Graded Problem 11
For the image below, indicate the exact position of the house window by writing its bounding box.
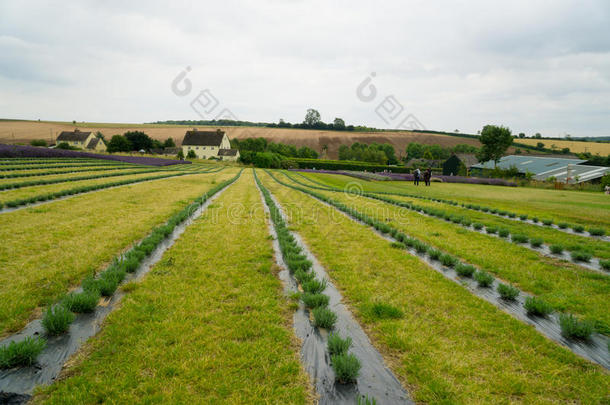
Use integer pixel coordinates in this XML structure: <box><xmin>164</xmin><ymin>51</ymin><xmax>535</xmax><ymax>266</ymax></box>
<box><xmin>188</xmin><ymin>146</ymin><xmax>191</xmax><ymax>149</ymax></box>
<box><xmin>196</xmin><ymin>147</ymin><xmax>199</xmax><ymax>150</ymax></box>
<box><xmin>203</xmin><ymin>146</ymin><xmax>206</xmax><ymax>150</ymax></box>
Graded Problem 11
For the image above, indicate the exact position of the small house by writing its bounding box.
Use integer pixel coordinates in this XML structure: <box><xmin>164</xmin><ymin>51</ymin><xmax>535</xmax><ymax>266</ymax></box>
<box><xmin>181</xmin><ymin>129</ymin><xmax>239</xmax><ymax>161</ymax></box>
<box><xmin>56</xmin><ymin>129</ymin><xmax>107</xmax><ymax>152</ymax></box>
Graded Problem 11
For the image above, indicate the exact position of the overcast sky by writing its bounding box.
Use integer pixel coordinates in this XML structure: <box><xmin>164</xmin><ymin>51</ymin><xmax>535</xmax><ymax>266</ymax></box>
<box><xmin>1</xmin><ymin>0</ymin><xmax>609</xmax><ymax>137</ymax></box>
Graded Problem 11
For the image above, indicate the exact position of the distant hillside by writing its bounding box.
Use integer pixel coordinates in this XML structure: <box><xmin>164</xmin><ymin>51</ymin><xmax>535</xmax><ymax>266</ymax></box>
<box><xmin>0</xmin><ymin>120</ymin><xmax>488</xmax><ymax>159</ymax></box>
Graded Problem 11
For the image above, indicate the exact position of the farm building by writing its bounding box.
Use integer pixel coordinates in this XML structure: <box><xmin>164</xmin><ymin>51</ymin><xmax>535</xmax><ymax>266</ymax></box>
<box><xmin>181</xmin><ymin>129</ymin><xmax>239</xmax><ymax>161</ymax></box>
<box><xmin>56</xmin><ymin>129</ymin><xmax>107</xmax><ymax>152</ymax></box>
<box><xmin>443</xmin><ymin>153</ymin><xmax>478</xmax><ymax>175</ymax></box>
<box><xmin>472</xmin><ymin>155</ymin><xmax>610</xmax><ymax>184</ymax></box>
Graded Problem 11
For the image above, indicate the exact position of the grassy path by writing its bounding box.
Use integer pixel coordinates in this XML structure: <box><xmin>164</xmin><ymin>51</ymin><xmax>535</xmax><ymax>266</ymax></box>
<box><xmin>35</xmin><ymin>172</ymin><xmax>311</xmax><ymax>404</ymax></box>
<box><xmin>258</xmin><ymin>170</ymin><xmax>609</xmax><ymax>404</ymax></box>
<box><xmin>0</xmin><ymin>170</ymin><xmax>237</xmax><ymax>337</ymax></box>
<box><xmin>300</xmin><ymin>172</ymin><xmax>610</xmax><ymax>229</ymax></box>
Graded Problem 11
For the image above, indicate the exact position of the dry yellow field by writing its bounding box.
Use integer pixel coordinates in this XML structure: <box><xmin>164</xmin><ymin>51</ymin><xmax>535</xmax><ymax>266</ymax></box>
<box><xmin>516</xmin><ymin>138</ymin><xmax>610</xmax><ymax>155</ymax></box>
<box><xmin>0</xmin><ymin>120</ymin><xmax>484</xmax><ymax>159</ymax></box>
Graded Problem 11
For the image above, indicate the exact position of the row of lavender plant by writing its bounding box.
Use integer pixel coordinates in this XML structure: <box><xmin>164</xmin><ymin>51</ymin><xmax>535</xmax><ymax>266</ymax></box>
<box><xmin>266</xmin><ymin>170</ymin><xmax>600</xmax><ymax>341</ymax></box>
<box><xmin>0</xmin><ymin>170</ymin><xmax>242</xmax><ymax>369</ymax></box>
<box><xmin>0</xmin><ymin>165</ymin><xmax>148</xmax><ymax>179</ymax></box>
<box><xmin>0</xmin><ymin>144</ymin><xmax>190</xmax><ymax>166</ymax></box>
<box><xmin>289</xmin><ymin>171</ymin><xmax>608</xmax><ymax>239</ymax></box>
<box><xmin>254</xmin><ymin>170</ymin><xmax>362</xmax><ymax>384</ymax></box>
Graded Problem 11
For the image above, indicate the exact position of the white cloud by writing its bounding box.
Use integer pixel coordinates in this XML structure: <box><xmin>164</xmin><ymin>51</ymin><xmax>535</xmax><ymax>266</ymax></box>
<box><xmin>0</xmin><ymin>0</ymin><xmax>608</xmax><ymax>136</ymax></box>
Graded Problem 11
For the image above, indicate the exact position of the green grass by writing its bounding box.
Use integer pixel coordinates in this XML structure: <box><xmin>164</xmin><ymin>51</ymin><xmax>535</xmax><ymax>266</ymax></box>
<box><xmin>0</xmin><ymin>337</ymin><xmax>46</xmax><ymax>369</ymax></box>
<box><xmin>304</xmin><ymin>186</ymin><xmax>609</xmax><ymax>334</ymax></box>
<box><xmin>370</xmin><ymin>302</ymin><xmax>403</xmax><ymax>319</ymax></box>
<box><xmin>259</xmin><ymin>170</ymin><xmax>609</xmax><ymax>403</ymax></box>
<box><xmin>0</xmin><ymin>170</ymin><xmax>238</xmax><ymax>338</ymax></box>
<box><xmin>35</xmin><ymin>172</ymin><xmax>311</xmax><ymax>403</ymax></box>
<box><xmin>299</xmin><ymin>171</ymin><xmax>610</xmax><ymax>229</ymax></box>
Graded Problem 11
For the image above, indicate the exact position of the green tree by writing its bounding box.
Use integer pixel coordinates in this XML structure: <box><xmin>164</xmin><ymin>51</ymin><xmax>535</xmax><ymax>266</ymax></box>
<box><xmin>107</xmin><ymin>135</ymin><xmax>132</xmax><ymax>153</ymax></box>
<box><xmin>186</xmin><ymin>149</ymin><xmax>197</xmax><ymax>159</ymax></box>
<box><xmin>163</xmin><ymin>138</ymin><xmax>176</xmax><ymax>148</ymax></box>
<box><xmin>333</xmin><ymin>117</ymin><xmax>346</xmax><ymax>130</ymax></box>
<box><xmin>476</xmin><ymin>125</ymin><xmax>513</xmax><ymax>167</ymax></box>
<box><xmin>30</xmin><ymin>139</ymin><xmax>47</xmax><ymax>147</ymax></box>
<box><xmin>304</xmin><ymin>109</ymin><xmax>321</xmax><ymax>126</ymax></box>
<box><xmin>124</xmin><ymin>131</ymin><xmax>152</xmax><ymax>151</ymax></box>
<box><xmin>406</xmin><ymin>142</ymin><xmax>424</xmax><ymax>159</ymax></box>
<box><xmin>177</xmin><ymin>149</ymin><xmax>184</xmax><ymax>160</ymax></box>
<box><xmin>518</xmin><ymin>132</ymin><xmax>525</xmax><ymax>138</ymax></box>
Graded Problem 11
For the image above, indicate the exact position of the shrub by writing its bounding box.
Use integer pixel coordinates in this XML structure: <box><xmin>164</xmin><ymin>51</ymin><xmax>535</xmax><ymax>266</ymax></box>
<box><xmin>327</xmin><ymin>333</ymin><xmax>352</xmax><ymax>356</ymax></box>
<box><xmin>461</xmin><ymin>218</ymin><xmax>472</xmax><ymax>227</ymax></box>
<box><xmin>472</xmin><ymin>222</ymin><xmax>483</xmax><ymax>230</ymax></box>
<box><xmin>549</xmin><ymin>244</ymin><xmax>564</xmax><ymax>254</ymax></box>
<box><xmin>600</xmin><ymin>259</ymin><xmax>610</xmax><ymax>271</ymax></box>
<box><xmin>302</xmin><ymin>279</ymin><xmax>327</xmax><ymax>295</ymax></box>
<box><xmin>62</xmin><ymin>291</ymin><xmax>100</xmax><ymax>313</ymax></box>
<box><xmin>331</xmin><ymin>353</ymin><xmax>361</xmax><ymax>383</ymax></box>
<box><xmin>30</xmin><ymin>139</ymin><xmax>47</xmax><ymax>147</ymax></box>
<box><xmin>519</xmin><ymin>214</ymin><xmax>528</xmax><ymax>220</ymax></box>
<box><xmin>572</xmin><ymin>225</ymin><xmax>584</xmax><ymax>233</ymax></box>
<box><xmin>440</xmin><ymin>253</ymin><xmax>457</xmax><ymax>267</ymax></box>
<box><xmin>294</xmin><ymin>269</ymin><xmax>315</xmax><ymax>285</ymax></box>
<box><xmin>490</xmin><ymin>208</ymin><xmax>498</xmax><ymax>214</ymax></box>
<box><xmin>370</xmin><ymin>302</ymin><xmax>403</xmax><ymax>319</ymax></box>
<box><xmin>532</xmin><ymin>217</ymin><xmax>539</xmax><ymax>223</ymax></box>
<box><xmin>588</xmin><ymin>227</ymin><xmax>606</xmax><ymax>236</ymax></box>
<box><xmin>486</xmin><ymin>226</ymin><xmax>498</xmax><ymax>234</ymax></box>
<box><xmin>570</xmin><ymin>251</ymin><xmax>591</xmax><ymax>262</ymax></box>
<box><xmin>498</xmin><ymin>228</ymin><xmax>510</xmax><ymax>238</ymax></box>
<box><xmin>557</xmin><ymin>223</ymin><xmax>568</xmax><ymax>229</ymax></box>
<box><xmin>312</xmin><ymin>307</ymin><xmax>337</xmax><ymax>329</ymax></box>
<box><xmin>42</xmin><ymin>304</ymin><xmax>75</xmax><ymax>335</ymax></box>
<box><xmin>511</xmin><ymin>234</ymin><xmax>528</xmax><ymax>244</ymax></box>
<box><xmin>507</xmin><ymin>213</ymin><xmax>516</xmax><ymax>218</ymax></box>
<box><xmin>542</xmin><ymin>219</ymin><xmax>553</xmax><ymax>226</ymax></box>
<box><xmin>559</xmin><ymin>314</ymin><xmax>594</xmax><ymax>339</ymax></box>
<box><xmin>302</xmin><ymin>293</ymin><xmax>329</xmax><ymax>309</ymax></box>
<box><xmin>0</xmin><ymin>337</ymin><xmax>46</xmax><ymax>368</ymax></box>
<box><xmin>389</xmin><ymin>242</ymin><xmax>404</xmax><ymax>249</ymax></box>
<box><xmin>530</xmin><ymin>238</ymin><xmax>543</xmax><ymax>248</ymax></box>
<box><xmin>524</xmin><ymin>297</ymin><xmax>553</xmax><ymax>317</ymax></box>
<box><xmin>428</xmin><ymin>249</ymin><xmax>442</xmax><ymax>260</ymax></box>
<box><xmin>450</xmin><ymin>216</ymin><xmax>463</xmax><ymax>224</ymax></box>
<box><xmin>413</xmin><ymin>240</ymin><xmax>428</xmax><ymax>254</ymax></box>
<box><xmin>455</xmin><ymin>263</ymin><xmax>476</xmax><ymax>277</ymax></box>
<box><xmin>474</xmin><ymin>270</ymin><xmax>494</xmax><ymax>287</ymax></box>
<box><xmin>497</xmin><ymin>283</ymin><xmax>519</xmax><ymax>300</ymax></box>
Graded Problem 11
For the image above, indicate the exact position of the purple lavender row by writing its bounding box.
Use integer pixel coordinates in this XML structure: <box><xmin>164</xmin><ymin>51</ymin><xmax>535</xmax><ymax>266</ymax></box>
<box><xmin>0</xmin><ymin>144</ymin><xmax>190</xmax><ymax>167</ymax></box>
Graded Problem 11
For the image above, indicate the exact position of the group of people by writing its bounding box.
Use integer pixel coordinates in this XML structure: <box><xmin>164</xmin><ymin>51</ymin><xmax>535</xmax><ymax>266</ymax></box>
<box><xmin>413</xmin><ymin>168</ymin><xmax>432</xmax><ymax>186</ymax></box>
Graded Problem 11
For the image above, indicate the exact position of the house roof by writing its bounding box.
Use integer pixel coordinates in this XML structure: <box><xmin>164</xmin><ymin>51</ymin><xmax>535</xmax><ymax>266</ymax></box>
<box><xmin>57</xmin><ymin>130</ymin><xmax>91</xmax><ymax>142</ymax></box>
<box><xmin>472</xmin><ymin>155</ymin><xmax>586</xmax><ymax>174</ymax></box>
<box><xmin>218</xmin><ymin>148</ymin><xmax>238</xmax><ymax>156</ymax></box>
<box><xmin>182</xmin><ymin>129</ymin><xmax>225</xmax><ymax>146</ymax></box>
<box><xmin>86</xmin><ymin>137</ymin><xmax>100</xmax><ymax>149</ymax></box>
<box><xmin>455</xmin><ymin>153</ymin><xmax>479</xmax><ymax>167</ymax></box>
<box><xmin>471</xmin><ymin>155</ymin><xmax>608</xmax><ymax>183</ymax></box>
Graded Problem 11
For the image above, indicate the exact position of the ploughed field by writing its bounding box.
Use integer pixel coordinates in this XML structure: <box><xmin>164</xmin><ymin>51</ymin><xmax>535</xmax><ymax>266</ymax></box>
<box><xmin>0</xmin><ymin>157</ymin><xmax>608</xmax><ymax>404</ymax></box>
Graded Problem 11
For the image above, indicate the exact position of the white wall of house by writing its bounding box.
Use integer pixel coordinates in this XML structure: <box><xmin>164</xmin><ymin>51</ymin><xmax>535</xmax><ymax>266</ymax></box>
<box><xmin>182</xmin><ymin>134</ymin><xmax>231</xmax><ymax>159</ymax></box>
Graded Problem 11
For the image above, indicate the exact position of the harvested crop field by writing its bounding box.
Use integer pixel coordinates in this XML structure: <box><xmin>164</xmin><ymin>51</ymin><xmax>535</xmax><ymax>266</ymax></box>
<box><xmin>0</xmin><ymin>157</ymin><xmax>608</xmax><ymax>404</ymax></box>
<box><xmin>516</xmin><ymin>138</ymin><xmax>610</xmax><ymax>155</ymax></box>
<box><xmin>0</xmin><ymin>120</ymin><xmax>485</xmax><ymax>159</ymax></box>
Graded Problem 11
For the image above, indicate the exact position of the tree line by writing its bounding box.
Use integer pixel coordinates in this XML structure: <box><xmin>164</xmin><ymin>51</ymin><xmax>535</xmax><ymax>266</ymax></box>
<box><xmin>106</xmin><ymin>131</ymin><xmax>176</xmax><ymax>153</ymax></box>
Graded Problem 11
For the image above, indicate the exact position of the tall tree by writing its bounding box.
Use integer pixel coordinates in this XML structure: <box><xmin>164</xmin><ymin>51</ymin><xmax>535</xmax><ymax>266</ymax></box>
<box><xmin>476</xmin><ymin>125</ymin><xmax>513</xmax><ymax>167</ymax></box>
<box><xmin>333</xmin><ymin>117</ymin><xmax>346</xmax><ymax>130</ymax></box>
<box><xmin>124</xmin><ymin>131</ymin><xmax>153</xmax><ymax>151</ymax></box>
<box><xmin>163</xmin><ymin>138</ymin><xmax>176</xmax><ymax>148</ymax></box>
<box><xmin>303</xmin><ymin>109</ymin><xmax>321</xmax><ymax>126</ymax></box>
<box><xmin>107</xmin><ymin>135</ymin><xmax>132</xmax><ymax>153</ymax></box>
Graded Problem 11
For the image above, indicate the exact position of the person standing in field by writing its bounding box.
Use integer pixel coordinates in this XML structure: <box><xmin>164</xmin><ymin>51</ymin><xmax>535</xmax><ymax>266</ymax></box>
<box><xmin>424</xmin><ymin>168</ymin><xmax>431</xmax><ymax>186</ymax></box>
<box><xmin>414</xmin><ymin>168</ymin><xmax>421</xmax><ymax>186</ymax></box>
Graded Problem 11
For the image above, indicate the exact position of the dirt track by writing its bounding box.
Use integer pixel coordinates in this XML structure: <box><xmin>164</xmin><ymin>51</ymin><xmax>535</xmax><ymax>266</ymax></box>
<box><xmin>0</xmin><ymin>120</ymin><xmax>482</xmax><ymax>159</ymax></box>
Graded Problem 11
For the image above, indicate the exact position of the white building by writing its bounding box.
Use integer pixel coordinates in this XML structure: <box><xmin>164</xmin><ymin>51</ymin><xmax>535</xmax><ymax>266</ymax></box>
<box><xmin>181</xmin><ymin>129</ymin><xmax>240</xmax><ymax>161</ymax></box>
